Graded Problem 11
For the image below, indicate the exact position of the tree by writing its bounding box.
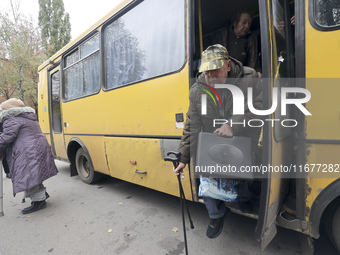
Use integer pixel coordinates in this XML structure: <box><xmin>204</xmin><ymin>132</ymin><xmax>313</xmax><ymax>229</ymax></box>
<box><xmin>0</xmin><ymin>1</ymin><xmax>46</xmax><ymax>112</ymax></box>
<box><xmin>38</xmin><ymin>0</ymin><xmax>71</xmax><ymax>57</ymax></box>
<box><xmin>0</xmin><ymin>58</ymin><xmax>17</xmax><ymax>100</ymax></box>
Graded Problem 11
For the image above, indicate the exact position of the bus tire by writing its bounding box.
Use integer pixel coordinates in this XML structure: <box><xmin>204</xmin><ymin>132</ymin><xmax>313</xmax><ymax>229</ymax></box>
<box><xmin>325</xmin><ymin>203</ymin><xmax>340</xmax><ymax>253</ymax></box>
<box><xmin>75</xmin><ymin>148</ymin><xmax>102</xmax><ymax>184</ymax></box>
<box><xmin>331</xmin><ymin>206</ymin><xmax>340</xmax><ymax>253</ymax></box>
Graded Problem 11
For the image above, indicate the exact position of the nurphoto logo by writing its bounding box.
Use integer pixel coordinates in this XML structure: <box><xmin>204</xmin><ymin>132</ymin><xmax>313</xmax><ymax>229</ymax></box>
<box><xmin>200</xmin><ymin>84</ymin><xmax>311</xmax><ymax>128</ymax></box>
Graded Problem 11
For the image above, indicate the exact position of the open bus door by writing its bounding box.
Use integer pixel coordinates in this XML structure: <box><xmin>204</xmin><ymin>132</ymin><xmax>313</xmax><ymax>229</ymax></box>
<box><xmin>193</xmin><ymin>0</ymin><xmax>296</xmax><ymax>250</ymax></box>
<box><xmin>48</xmin><ymin>65</ymin><xmax>68</xmax><ymax>160</ymax></box>
<box><xmin>255</xmin><ymin>0</ymin><xmax>296</xmax><ymax>250</ymax></box>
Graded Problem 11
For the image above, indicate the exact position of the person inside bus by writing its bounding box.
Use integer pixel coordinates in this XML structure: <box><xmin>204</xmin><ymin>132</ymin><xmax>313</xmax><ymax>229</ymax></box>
<box><xmin>209</xmin><ymin>9</ymin><xmax>262</xmax><ymax>78</ymax></box>
<box><xmin>0</xmin><ymin>98</ymin><xmax>58</xmax><ymax>214</ymax></box>
<box><xmin>173</xmin><ymin>44</ymin><xmax>262</xmax><ymax>239</ymax></box>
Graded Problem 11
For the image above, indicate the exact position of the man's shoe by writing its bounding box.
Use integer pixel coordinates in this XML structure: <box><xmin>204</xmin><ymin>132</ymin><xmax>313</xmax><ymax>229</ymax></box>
<box><xmin>45</xmin><ymin>192</ymin><xmax>50</xmax><ymax>200</ymax></box>
<box><xmin>22</xmin><ymin>200</ymin><xmax>46</xmax><ymax>214</ymax></box>
<box><xmin>206</xmin><ymin>216</ymin><xmax>224</xmax><ymax>239</ymax></box>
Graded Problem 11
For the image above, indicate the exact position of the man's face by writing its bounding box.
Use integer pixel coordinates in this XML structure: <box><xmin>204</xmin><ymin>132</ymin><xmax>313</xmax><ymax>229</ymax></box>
<box><xmin>203</xmin><ymin>59</ymin><xmax>231</xmax><ymax>87</ymax></box>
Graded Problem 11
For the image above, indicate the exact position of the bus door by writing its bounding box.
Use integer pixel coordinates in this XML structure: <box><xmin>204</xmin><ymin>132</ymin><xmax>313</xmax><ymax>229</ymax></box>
<box><xmin>48</xmin><ymin>66</ymin><xmax>68</xmax><ymax>160</ymax></box>
<box><xmin>255</xmin><ymin>0</ymin><xmax>295</xmax><ymax>250</ymax></box>
<box><xmin>193</xmin><ymin>0</ymin><xmax>295</xmax><ymax>250</ymax></box>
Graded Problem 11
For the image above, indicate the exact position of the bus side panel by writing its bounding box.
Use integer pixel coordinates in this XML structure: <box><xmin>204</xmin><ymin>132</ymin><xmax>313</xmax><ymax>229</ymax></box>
<box><xmin>305</xmin><ymin>0</ymin><xmax>340</xmax><ymax>225</ymax></box>
<box><xmin>105</xmin><ymin>136</ymin><xmax>192</xmax><ymax>199</ymax></box>
<box><xmin>38</xmin><ymin>68</ymin><xmax>55</xmax><ymax>154</ymax></box>
<box><xmin>64</xmin><ymin>135</ymin><xmax>110</xmax><ymax>176</ymax></box>
<box><xmin>38</xmin><ymin>68</ymin><xmax>51</xmax><ymax>135</ymax></box>
<box><xmin>305</xmin><ymin>144</ymin><xmax>340</xmax><ymax>219</ymax></box>
<box><xmin>305</xmin><ymin>81</ymin><xmax>340</xmax><ymax>220</ymax></box>
<box><xmin>306</xmin><ymin>80</ymin><xmax>340</xmax><ymax>140</ymax></box>
<box><xmin>61</xmin><ymin>71</ymin><xmax>189</xmax><ymax>137</ymax></box>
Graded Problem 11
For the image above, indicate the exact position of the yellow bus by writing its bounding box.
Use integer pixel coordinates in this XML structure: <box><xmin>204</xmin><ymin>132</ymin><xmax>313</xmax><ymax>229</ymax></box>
<box><xmin>38</xmin><ymin>0</ymin><xmax>340</xmax><ymax>252</ymax></box>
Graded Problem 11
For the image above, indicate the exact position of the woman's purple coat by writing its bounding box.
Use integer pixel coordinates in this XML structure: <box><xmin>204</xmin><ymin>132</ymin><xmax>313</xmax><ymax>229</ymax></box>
<box><xmin>0</xmin><ymin>107</ymin><xmax>58</xmax><ymax>196</ymax></box>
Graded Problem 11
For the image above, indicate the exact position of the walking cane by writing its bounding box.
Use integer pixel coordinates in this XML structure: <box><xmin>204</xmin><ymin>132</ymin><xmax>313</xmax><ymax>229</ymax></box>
<box><xmin>164</xmin><ymin>152</ymin><xmax>194</xmax><ymax>255</ymax></box>
<box><xmin>0</xmin><ymin>160</ymin><xmax>4</xmax><ymax>216</ymax></box>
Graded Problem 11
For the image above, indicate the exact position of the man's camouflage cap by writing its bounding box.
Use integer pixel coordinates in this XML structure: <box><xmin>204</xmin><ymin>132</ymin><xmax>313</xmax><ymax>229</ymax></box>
<box><xmin>198</xmin><ymin>44</ymin><xmax>229</xmax><ymax>73</ymax></box>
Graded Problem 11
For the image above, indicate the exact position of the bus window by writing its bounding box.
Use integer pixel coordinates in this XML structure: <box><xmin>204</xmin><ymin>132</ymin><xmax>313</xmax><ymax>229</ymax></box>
<box><xmin>51</xmin><ymin>70</ymin><xmax>62</xmax><ymax>133</ymax></box>
<box><xmin>314</xmin><ymin>0</ymin><xmax>340</xmax><ymax>28</ymax></box>
<box><xmin>63</xmin><ymin>33</ymin><xmax>100</xmax><ymax>101</ymax></box>
<box><xmin>103</xmin><ymin>0</ymin><xmax>185</xmax><ymax>89</ymax></box>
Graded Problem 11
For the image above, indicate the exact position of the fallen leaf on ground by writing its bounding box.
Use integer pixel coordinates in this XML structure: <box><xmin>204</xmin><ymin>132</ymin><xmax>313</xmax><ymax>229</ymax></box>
<box><xmin>172</xmin><ymin>227</ymin><xmax>179</xmax><ymax>232</ymax></box>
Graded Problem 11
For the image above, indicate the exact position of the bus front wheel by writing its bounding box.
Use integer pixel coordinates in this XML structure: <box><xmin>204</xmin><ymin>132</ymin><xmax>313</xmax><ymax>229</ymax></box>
<box><xmin>75</xmin><ymin>148</ymin><xmax>102</xmax><ymax>184</ymax></box>
<box><xmin>331</xmin><ymin>206</ymin><xmax>340</xmax><ymax>253</ymax></box>
<box><xmin>325</xmin><ymin>203</ymin><xmax>340</xmax><ymax>253</ymax></box>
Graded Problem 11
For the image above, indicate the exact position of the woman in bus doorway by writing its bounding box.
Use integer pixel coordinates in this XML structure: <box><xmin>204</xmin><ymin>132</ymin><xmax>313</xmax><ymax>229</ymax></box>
<box><xmin>0</xmin><ymin>98</ymin><xmax>58</xmax><ymax>214</ymax></box>
<box><xmin>210</xmin><ymin>9</ymin><xmax>261</xmax><ymax>77</ymax></box>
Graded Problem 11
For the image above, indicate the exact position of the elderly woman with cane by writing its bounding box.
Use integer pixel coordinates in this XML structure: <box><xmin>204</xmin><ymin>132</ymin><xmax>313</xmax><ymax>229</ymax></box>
<box><xmin>0</xmin><ymin>98</ymin><xmax>58</xmax><ymax>214</ymax></box>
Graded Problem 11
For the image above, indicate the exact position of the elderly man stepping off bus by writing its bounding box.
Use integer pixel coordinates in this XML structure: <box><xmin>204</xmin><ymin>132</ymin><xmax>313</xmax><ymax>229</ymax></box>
<box><xmin>173</xmin><ymin>44</ymin><xmax>262</xmax><ymax>239</ymax></box>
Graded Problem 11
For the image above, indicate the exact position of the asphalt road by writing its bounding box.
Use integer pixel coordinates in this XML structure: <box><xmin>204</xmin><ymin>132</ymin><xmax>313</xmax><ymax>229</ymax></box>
<box><xmin>0</xmin><ymin>160</ymin><xmax>338</xmax><ymax>255</ymax></box>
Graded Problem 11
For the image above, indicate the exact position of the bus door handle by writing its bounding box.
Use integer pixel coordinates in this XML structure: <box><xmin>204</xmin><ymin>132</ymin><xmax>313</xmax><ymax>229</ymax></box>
<box><xmin>135</xmin><ymin>169</ymin><xmax>147</xmax><ymax>174</ymax></box>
